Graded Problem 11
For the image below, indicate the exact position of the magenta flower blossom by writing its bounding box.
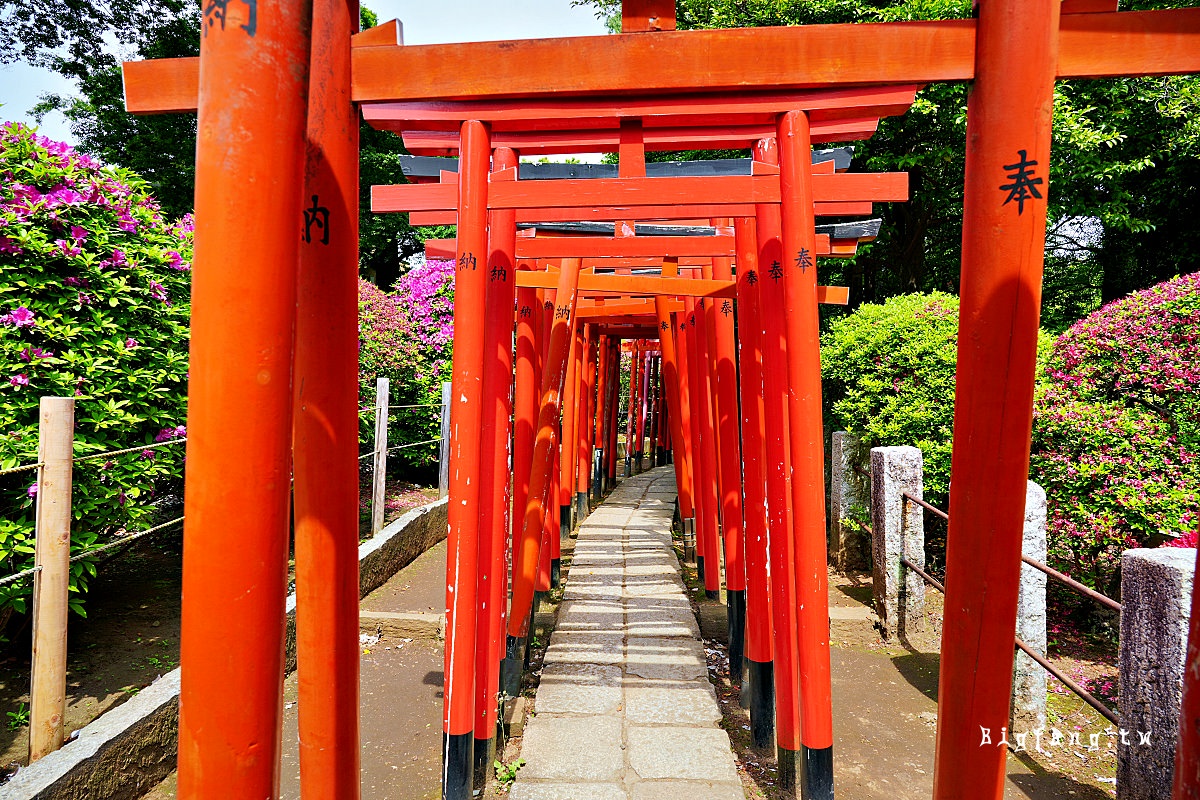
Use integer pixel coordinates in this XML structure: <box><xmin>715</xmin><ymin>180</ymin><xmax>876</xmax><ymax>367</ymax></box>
<box><xmin>154</xmin><ymin>425</ymin><xmax>187</xmax><ymax>442</ymax></box>
<box><xmin>148</xmin><ymin>281</ymin><xmax>170</xmax><ymax>304</ymax></box>
<box><xmin>69</xmin><ymin>225</ymin><xmax>88</xmax><ymax>242</ymax></box>
<box><xmin>26</xmin><ymin>482</ymin><xmax>37</xmax><ymax>498</ymax></box>
<box><xmin>54</xmin><ymin>238</ymin><xmax>82</xmax><ymax>258</ymax></box>
<box><xmin>125</xmin><ymin>338</ymin><xmax>139</xmax><ymax>348</ymax></box>
<box><xmin>3</xmin><ymin>307</ymin><xmax>35</xmax><ymax>328</ymax></box>
<box><xmin>19</xmin><ymin>347</ymin><xmax>52</xmax><ymax>361</ymax></box>
<box><xmin>9</xmin><ymin>374</ymin><xmax>29</xmax><ymax>387</ymax></box>
<box><xmin>0</xmin><ymin>235</ymin><xmax>22</xmax><ymax>255</ymax></box>
<box><xmin>165</xmin><ymin>250</ymin><xmax>187</xmax><ymax>271</ymax></box>
<box><xmin>64</xmin><ymin>276</ymin><xmax>90</xmax><ymax>288</ymax></box>
<box><xmin>77</xmin><ymin>292</ymin><xmax>93</xmax><ymax>306</ymax></box>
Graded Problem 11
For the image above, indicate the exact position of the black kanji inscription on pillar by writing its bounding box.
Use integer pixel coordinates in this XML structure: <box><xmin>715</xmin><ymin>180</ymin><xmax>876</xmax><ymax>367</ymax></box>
<box><xmin>720</xmin><ymin>300</ymin><xmax>733</xmax><ymax>316</ymax></box>
<box><xmin>999</xmin><ymin>150</ymin><xmax>1044</xmax><ymax>215</ymax></box>
<box><xmin>746</xmin><ymin>270</ymin><xmax>758</xmax><ymax>286</ymax></box>
<box><xmin>457</xmin><ymin>252</ymin><xmax>478</xmax><ymax>272</ymax></box>
<box><xmin>489</xmin><ymin>263</ymin><xmax>508</xmax><ymax>282</ymax></box>
<box><xmin>203</xmin><ymin>0</ymin><xmax>256</xmax><ymax>36</ymax></box>
<box><xmin>519</xmin><ymin>305</ymin><xmax>533</xmax><ymax>319</ymax></box>
<box><xmin>795</xmin><ymin>248</ymin><xmax>813</xmax><ymax>274</ymax></box>
<box><xmin>660</xmin><ymin>321</ymin><xmax>669</xmax><ymax>331</ymax></box>
<box><xmin>302</xmin><ymin>195</ymin><xmax>330</xmax><ymax>245</ymax></box>
<box><xmin>768</xmin><ymin>260</ymin><xmax>783</xmax><ymax>281</ymax></box>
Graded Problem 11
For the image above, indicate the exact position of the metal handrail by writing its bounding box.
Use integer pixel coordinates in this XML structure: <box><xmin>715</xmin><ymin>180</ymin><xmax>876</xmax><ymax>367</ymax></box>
<box><xmin>902</xmin><ymin>554</ymin><xmax>1119</xmax><ymax>726</ymax></box>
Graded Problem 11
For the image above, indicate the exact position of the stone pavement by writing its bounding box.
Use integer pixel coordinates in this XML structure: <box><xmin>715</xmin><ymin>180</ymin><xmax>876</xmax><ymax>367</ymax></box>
<box><xmin>511</xmin><ymin>467</ymin><xmax>745</xmax><ymax>800</ymax></box>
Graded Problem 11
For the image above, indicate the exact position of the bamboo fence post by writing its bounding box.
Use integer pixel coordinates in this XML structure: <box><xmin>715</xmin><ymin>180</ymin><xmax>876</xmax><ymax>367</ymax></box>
<box><xmin>371</xmin><ymin>378</ymin><xmax>389</xmax><ymax>535</ymax></box>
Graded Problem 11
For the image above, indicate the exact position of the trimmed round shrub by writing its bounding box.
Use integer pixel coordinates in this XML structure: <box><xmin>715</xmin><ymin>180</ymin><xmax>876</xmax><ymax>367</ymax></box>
<box><xmin>0</xmin><ymin>122</ymin><xmax>192</xmax><ymax>618</ymax></box>
<box><xmin>357</xmin><ymin>257</ymin><xmax>454</xmax><ymax>468</ymax></box>
<box><xmin>821</xmin><ymin>291</ymin><xmax>960</xmax><ymax>506</ymax></box>
<box><xmin>1031</xmin><ymin>271</ymin><xmax>1199</xmax><ymax>594</ymax></box>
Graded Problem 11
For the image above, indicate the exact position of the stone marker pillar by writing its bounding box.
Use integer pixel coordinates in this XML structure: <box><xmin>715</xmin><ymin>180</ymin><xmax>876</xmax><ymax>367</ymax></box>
<box><xmin>1118</xmin><ymin>547</ymin><xmax>1196</xmax><ymax>800</ymax></box>
<box><xmin>830</xmin><ymin>432</ymin><xmax>870</xmax><ymax>571</ymax></box>
<box><xmin>869</xmin><ymin>446</ymin><xmax>924</xmax><ymax>640</ymax></box>
<box><xmin>1011</xmin><ymin>481</ymin><xmax>1047</xmax><ymax>733</ymax></box>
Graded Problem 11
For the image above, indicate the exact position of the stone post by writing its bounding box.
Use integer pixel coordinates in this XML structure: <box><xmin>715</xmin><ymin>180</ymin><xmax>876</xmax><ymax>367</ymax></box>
<box><xmin>1118</xmin><ymin>547</ymin><xmax>1196</xmax><ymax>800</ymax></box>
<box><xmin>438</xmin><ymin>381</ymin><xmax>451</xmax><ymax>499</ymax></box>
<box><xmin>1011</xmin><ymin>481</ymin><xmax>1047</xmax><ymax>733</ymax></box>
<box><xmin>829</xmin><ymin>432</ymin><xmax>870</xmax><ymax>571</ymax></box>
<box><xmin>869</xmin><ymin>446</ymin><xmax>924</xmax><ymax>640</ymax></box>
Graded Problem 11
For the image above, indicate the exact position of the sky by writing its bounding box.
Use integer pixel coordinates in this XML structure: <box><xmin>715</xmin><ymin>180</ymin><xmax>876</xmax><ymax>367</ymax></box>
<box><xmin>0</xmin><ymin>0</ymin><xmax>610</xmax><ymax>144</ymax></box>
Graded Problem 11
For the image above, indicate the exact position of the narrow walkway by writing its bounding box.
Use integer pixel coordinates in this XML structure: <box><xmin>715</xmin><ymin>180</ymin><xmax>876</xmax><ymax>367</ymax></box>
<box><xmin>511</xmin><ymin>467</ymin><xmax>744</xmax><ymax>800</ymax></box>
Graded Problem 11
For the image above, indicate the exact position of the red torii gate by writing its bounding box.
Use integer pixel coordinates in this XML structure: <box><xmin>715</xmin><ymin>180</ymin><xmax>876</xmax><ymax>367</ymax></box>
<box><xmin>119</xmin><ymin>1</ymin><xmax>1200</xmax><ymax>800</ymax></box>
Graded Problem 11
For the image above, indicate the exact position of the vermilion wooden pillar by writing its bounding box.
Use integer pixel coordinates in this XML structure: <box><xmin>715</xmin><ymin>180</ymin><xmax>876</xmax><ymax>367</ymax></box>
<box><xmin>513</xmin><ymin>267</ymin><xmax>539</xmax><ymax>595</ymax></box>
<box><xmin>508</xmin><ymin>258</ymin><xmax>583</xmax><ymax>641</ymax></box>
<box><xmin>734</xmin><ymin>216</ymin><xmax>775</xmax><ymax>750</ymax></box>
<box><xmin>711</xmin><ymin>245</ymin><xmax>746</xmax><ymax>683</ymax></box>
<box><xmin>293</xmin><ymin>0</ymin><xmax>360</xmax><ymax>796</ymax></box>
<box><xmin>542</xmin><ymin>293</ymin><xmax>563</xmax><ymax>588</ymax></box>
<box><xmin>754</xmin><ymin>136</ymin><xmax>803</xmax><ymax>788</ymax></box>
<box><xmin>933</xmin><ymin>2</ymin><xmax>1061</xmax><ymax>799</ymax></box>
<box><xmin>654</xmin><ymin>270</ymin><xmax>695</xmax><ymax>544</ymax></box>
<box><xmin>592</xmin><ymin>335</ymin><xmax>609</xmax><ymax>502</ymax></box>
<box><xmin>689</xmin><ymin>293</ymin><xmax>721</xmax><ymax>599</ymax></box>
<box><xmin>778</xmin><ymin>110</ymin><xmax>834</xmax><ymax>799</ymax></box>
<box><xmin>625</xmin><ymin>341</ymin><xmax>639</xmax><ymax>476</ymax></box>
<box><xmin>473</xmin><ymin>146</ymin><xmax>518</xmax><ymax>786</ymax></box>
<box><xmin>680</xmin><ymin>298</ymin><xmax>708</xmax><ymax>573</ymax></box>
<box><xmin>559</xmin><ymin>315</ymin><xmax>581</xmax><ymax>536</ymax></box>
<box><xmin>575</xmin><ymin>325</ymin><xmax>595</xmax><ymax>521</ymax></box>
<box><xmin>604</xmin><ymin>343</ymin><xmax>619</xmax><ymax>489</ymax></box>
<box><xmin>177</xmin><ymin>0</ymin><xmax>311</xmax><ymax>795</ymax></box>
<box><xmin>442</xmin><ymin>119</ymin><xmax>491</xmax><ymax>800</ymax></box>
<box><xmin>1174</xmin><ymin>546</ymin><xmax>1200</xmax><ymax>799</ymax></box>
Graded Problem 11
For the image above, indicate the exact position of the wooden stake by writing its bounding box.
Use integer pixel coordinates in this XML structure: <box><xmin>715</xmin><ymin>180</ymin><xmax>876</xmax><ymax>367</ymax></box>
<box><xmin>372</xmin><ymin>377</ymin><xmax>389</xmax><ymax>536</ymax></box>
<box><xmin>29</xmin><ymin>396</ymin><xmax>74</xmax><ymax>763</ymax></box>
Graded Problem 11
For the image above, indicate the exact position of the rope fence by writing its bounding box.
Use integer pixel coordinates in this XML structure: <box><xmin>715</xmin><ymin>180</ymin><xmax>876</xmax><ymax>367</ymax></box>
<box><xmin>69</xmin><ymin>516</ymin><xmax>186</xmax><ymax>563</ymax></box>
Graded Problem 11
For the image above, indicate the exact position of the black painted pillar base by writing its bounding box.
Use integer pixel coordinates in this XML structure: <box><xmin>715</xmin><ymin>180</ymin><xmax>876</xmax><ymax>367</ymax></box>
<box><xmin>550</xmin><ymin>558</ymin><xmax>561</xmax><ymax>588</ymax></box>
<box><xmin>726</xmin><ymin>589</ymin><xmax>745</xmax><ymax>682</ymax></box>
<box><xmin>681</xmin><ymin>517</ymin><xmax>695</xmax><ymax>562</ymax></box>
<box><xmin>559</xmin><ymin>504</ymin><xmax>571</xmax><ymax>541</ymax></box>
<box><xmin>696</xmin><ymin>554</ymin><xmax>706</xmax><ymax>583</ymax></box>
<box><xmin>624</xmin><ymin>456</ymin><xmax>632</xmax><ymax>477</ymax></box>
<box><xmin>800</xmin><ymin>745</ymin><xmax>834</xmax><ymax>800</ymax></box>
<box><xmin>777</xmin><ymin>745</ymin><xmax>802</xmax><ymax>793</ymax></box>
<box><xmin>746</xmin><ymin>659</ymin><xmax>775</xmax><ymax>749</ymax></box>
<box><xmin>472</xmin><ymin>734</ymin><xmax>496</xmax><ymax>790</ymax></box>
<box><xmin>705</xmin><ymin>589</ymin><xmax>720</xmax><ymax>601</ymax></box>
<box><xmin>443</xmin><ymin>731</ymin><xmax>474</xmax><ymax>800</ymax></box>
<box><xmin>574</xmin><ymin>490</ymin><xmax>589</xmax><ymax>524</ymax></box>
<box><xmin>590</xmin><ymin>451</ymin><xmax>604</xmax><ymax>503</ymax></box>
<box><xmin>500</xmin><ymin>634</ymin><xmax>523</xmax><ymax>700</ymax></box>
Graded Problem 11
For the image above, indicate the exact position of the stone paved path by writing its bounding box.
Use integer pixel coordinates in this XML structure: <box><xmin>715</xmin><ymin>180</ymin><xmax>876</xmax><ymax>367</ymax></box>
<box><xmin>511</xmin><ymin>467</ymin><xmax>745</xmax><ymax>800</ymax></box>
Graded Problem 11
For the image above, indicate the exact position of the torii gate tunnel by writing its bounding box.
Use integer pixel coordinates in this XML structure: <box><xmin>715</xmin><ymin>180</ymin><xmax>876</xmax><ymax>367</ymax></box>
<box><xmin>121</xmin><ymin>1</ymin><xmax>1200</xmax><ymax>799</ymax></box>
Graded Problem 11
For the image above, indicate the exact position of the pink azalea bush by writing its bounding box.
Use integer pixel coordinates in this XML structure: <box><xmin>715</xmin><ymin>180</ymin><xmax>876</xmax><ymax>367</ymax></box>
<box><xmin>0</xmin><ymin>123</ymin><xmax>191</xmax><ymax>617</ymax></box>
<box><xmin>1031</xmin><ymin>272</ymin><xmax>1199</xmax><ymax>594</ymax></box>
<box><xmin>358</xmin><ymin>258</ymin><xmax>454</xmax><ymax>467</ymax></box>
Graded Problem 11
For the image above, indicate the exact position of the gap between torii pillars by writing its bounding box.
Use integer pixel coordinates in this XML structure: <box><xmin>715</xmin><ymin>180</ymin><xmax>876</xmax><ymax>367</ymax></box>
<box><xmin>293</xmin><ymin>0</ymin><xmax>361</xmax><ymax>795</ymax></box>
<box><xmin>176</xmin><ymin>0</ymin><xmax>312</xmax><ymax>795</ymax></box>
<box><xmin>442</xmin><ymin>118</ymin><xmax>491</xmax><ymax>800</ymax></box>
<box><xmin>654</xmin><ymin>259</ymin><xmax>696</xmax><ymax>552</ymax></box>
<box><xmin>933</xmin><ymin>0</ymin><xmax>1060</xmax><ymax>798</ymax></box>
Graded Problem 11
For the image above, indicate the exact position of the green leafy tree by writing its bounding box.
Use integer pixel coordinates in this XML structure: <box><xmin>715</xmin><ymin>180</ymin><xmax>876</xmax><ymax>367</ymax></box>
<box><xmin>0</xmin><ymin>123</ymin><xmax>191</xmax><ymax>622</ymax></box>
<box><xmin>26</xmin><ymin>2</ymin><xmax>439</xmax><ymax>284</ymax></box>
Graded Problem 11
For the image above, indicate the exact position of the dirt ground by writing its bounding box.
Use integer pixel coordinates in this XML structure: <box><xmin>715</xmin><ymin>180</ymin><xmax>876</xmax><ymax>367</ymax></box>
<box><xmin>682</xmin><ymin>560</ymin><xmax>1119</xmax><ymax>800</ymax></box>
<box><xmin>0</xmin><ymin>533</ymin><xmax>184</xmax><ymax>779</ymax></box>
<box><xmin>0</xmin><ymin>473</ymin><xmax>437</xmax><ymax>792</ymax></box>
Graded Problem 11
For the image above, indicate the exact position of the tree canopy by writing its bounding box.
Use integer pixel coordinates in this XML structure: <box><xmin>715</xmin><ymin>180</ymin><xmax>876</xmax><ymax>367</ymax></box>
<box><xmin>21</xmin><ymin>3</ymin><xmax>432</xmax><ymax>286</ymax></box>
<box><xmin>580</xmin><ymin>0</ymin><xmax>1200</xmax><ymax>329</ymax></box>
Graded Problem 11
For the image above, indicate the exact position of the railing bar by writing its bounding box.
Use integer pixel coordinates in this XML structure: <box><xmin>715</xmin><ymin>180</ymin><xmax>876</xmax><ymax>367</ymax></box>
<box><xmin>1014</xmin><ymin>637</ymin><xmax>1119</xmax><ymax>726</ymax></box>
<box><xmin>901</xmin><ymin>556</ymin><xmax>945</xmax><ymax>594</ymax></box>
<box><xmin>902</xmin><ymin>491</ymin><xmax>950</xmax><ymax>521</ymax></box>
<box><xmin>1021</xmin><ymin>555</ymin><xmax>1122</xmax><ymax>612</ymax></box>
